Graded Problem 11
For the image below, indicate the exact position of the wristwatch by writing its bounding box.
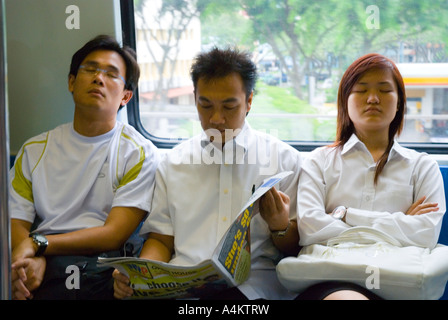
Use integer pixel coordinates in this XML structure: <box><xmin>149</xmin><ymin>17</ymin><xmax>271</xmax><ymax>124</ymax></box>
<box><xmin>331</xmin><ymin>206</ymin><xmax>347</xmax><ymax>220</ymax></box>
<box><xmin>271</xmin><ymin>221</ymin><xmax>291</xmax><ymax>238</ymax></box>
<box><xmin>29</xmin><ymin>233</ymin><xmax>48</xmax><ymax>256</ymax></box>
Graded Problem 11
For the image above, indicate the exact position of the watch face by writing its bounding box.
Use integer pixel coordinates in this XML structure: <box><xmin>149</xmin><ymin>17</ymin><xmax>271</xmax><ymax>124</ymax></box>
<box><xmin>35</xmin><ymin>235</ymin><xmax>46</xmax><ymax>242</ymax></box>
<box><xmin>30</xmin><ymin>233</ymin><xmax>48</xmax><ymax>256</ymax></box>
<box><xmin>34</xmin><ymin>234</ymin><xmax>48</xmax><ymax>245</ymax></box>
<box><xmin>332</xmin><ymin>206</ymin><xmax>346</xmax><ymax>219</ymax></box>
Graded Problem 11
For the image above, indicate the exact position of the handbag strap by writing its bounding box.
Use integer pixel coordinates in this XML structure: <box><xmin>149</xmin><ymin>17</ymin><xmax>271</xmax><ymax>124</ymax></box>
<box><xmin>327</xmin><ymin>226</ymin><xmax>402</xmax><ymax>247</ymax></box>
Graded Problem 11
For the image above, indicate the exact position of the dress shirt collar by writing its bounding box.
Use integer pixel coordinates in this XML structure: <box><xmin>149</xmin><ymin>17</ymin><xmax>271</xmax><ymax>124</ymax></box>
<box><xmin>388</xmin><ymin>139</ymin><xmax>414</xmax><ymax>161</ymax></box>
<box><xmin>342</xmin><ymin>133</ymin><xmax>412</xmax><ymax>161</ymax></box>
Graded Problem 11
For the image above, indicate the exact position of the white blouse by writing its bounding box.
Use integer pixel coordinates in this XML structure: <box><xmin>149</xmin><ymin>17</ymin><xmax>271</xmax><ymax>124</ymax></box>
<box><xmin>297</xmin><ymin>134</ymin><xmax>446</xmax><ymax>249</ymax></box>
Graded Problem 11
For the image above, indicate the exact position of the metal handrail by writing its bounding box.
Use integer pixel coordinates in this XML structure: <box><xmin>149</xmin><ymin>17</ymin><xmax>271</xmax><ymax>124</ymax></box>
<box><xmin>0</xmin><ymin>0</ymin><xmax>11</xmax><ymax>300</ymax></box>
<box><xmin>140</xmin><ymin>111</ymin><xmax>448</xmax><ymax>120</ymax></box>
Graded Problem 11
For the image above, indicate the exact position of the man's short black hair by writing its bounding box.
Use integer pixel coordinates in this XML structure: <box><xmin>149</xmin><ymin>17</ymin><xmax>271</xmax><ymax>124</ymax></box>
<box><xmin>69</xmin><ymin>35</ymin><xmax>140</xmax><ymax>92</ymax></box>
<box><xmin>190</xmin><ymin>47</ymin><xmax>258</xmax><ymax>100</ymax></box>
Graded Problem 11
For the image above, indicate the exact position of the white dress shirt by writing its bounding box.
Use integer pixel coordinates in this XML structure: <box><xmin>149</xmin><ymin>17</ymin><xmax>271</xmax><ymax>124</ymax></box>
<box><xmin>141</xmin><ymin>122</ymin><xmax>302</xmax><ymax>299</ymax></box>
<box><xmin>297</xmin><ymin>134</ymin><xmax>445</xmax><ymax>249</ymax></box>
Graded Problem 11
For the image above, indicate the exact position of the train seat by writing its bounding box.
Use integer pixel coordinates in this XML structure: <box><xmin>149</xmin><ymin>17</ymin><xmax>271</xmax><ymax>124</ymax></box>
<box><xmin>438</xmin><ymin>165</ymin><xmax>448</xmax><ymax>300</ymax></box>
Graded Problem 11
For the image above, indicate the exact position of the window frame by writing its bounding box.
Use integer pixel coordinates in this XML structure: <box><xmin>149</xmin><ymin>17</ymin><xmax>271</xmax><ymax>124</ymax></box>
<box><xmin>120</xmin><ymin>0</ymin><xmax>174</xmax><ymax>149</ymax></box>
<box><xmin>120</xmin><ymin>0</ymin><xmax>448</xmax><ymax>154</ymax></box>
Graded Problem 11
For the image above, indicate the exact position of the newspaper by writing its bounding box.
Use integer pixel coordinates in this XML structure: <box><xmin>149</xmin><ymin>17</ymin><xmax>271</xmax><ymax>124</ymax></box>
<box><xmin>98</xmin><ymin>171</ymin><xmax>293</xmax><ymax>299</ymax></box>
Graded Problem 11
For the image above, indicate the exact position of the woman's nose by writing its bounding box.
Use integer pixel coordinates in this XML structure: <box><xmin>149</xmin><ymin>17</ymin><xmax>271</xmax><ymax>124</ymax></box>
<box><xmin>366</xmin><ymin>91</ymin><xmax>380</xmax><ymax>104</ymax></box>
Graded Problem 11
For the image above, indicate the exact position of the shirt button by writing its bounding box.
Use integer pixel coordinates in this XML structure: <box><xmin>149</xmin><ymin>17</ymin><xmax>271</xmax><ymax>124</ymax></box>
<box><xmin>222</xmin><ymin>217</ymin><xmax>227</xmax><ymax>222</ymax></box>
<box><xmin>223</xmin><ymin>189</ymin><xmax>229</xmax><ymax>194</ymax></box>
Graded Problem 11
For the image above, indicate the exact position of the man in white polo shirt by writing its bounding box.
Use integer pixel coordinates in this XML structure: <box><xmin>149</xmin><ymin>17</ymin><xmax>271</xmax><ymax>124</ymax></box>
<box><xmin>113</xmin><ymin>47</ymin><xmax>302</xmax><ymax>300</ymax></box>
<box><xmin>9</xmin><ymin>35</ymin><xmax>159</xmax><ymax>299</ymax></box>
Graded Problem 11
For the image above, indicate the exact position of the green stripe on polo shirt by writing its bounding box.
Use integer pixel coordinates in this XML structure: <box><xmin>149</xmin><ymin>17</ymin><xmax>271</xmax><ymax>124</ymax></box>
<box><xmin>117</xmin><ymin>131</ymin><xmax>145</xmax><ymax>189</ymax></box>
<box><xmin>12</xmin><ymin>134</ymin><xmax>48</xmax><ymax>203</ymax></box>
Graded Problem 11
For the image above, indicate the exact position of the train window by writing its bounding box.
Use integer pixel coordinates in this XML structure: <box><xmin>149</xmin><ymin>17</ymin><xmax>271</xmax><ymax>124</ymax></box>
<box><xmin>124</xmin><ymin>0</ymin><xmax>448</xmax><ymax>152</ymax></box>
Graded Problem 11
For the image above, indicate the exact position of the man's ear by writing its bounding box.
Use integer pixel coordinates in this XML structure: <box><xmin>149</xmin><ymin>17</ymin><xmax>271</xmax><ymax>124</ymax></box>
<box><xmin>245</xmin><ymin>91</ymin><xmax>253</xmax><ymax>116</ymax></box>
<box><xmin>68</xmin><ymin>74</ymin><xmax>76</xmax><ymax>94</ymax></box>
<box><xmin>121</xmin><ymin>90</ymin><xmax>133</xmax><ymax>106</ymax></box>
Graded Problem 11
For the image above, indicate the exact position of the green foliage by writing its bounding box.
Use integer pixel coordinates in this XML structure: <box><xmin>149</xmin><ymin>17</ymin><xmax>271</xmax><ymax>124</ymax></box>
<box><xmin>253</xmin><ymin>82</ymin><xmax>314</xmax><ymax>114</ymax></box>
<box><xmin>199</xmin><ymin>0</ymin><xmax>448</xmax><ymax>63</ymax></box>
<box><xmin>248</xmin><ymin>82</ymin><xmax>336</xmax><ymax>141</ymax></box>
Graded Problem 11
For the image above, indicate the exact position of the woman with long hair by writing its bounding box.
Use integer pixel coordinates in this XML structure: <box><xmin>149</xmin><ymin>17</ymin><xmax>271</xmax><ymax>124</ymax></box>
<box><xmin>295</xmin><ymin>53</ymin><xmax>445</xmax><ymax>299</ymax></box>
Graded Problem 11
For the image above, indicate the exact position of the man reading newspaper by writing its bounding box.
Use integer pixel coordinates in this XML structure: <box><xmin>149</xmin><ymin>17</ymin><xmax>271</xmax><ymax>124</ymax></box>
<box><xmin>113</xmin><ymin>47</ymin><xmax>302</xmax><ymax>300</ymax></box>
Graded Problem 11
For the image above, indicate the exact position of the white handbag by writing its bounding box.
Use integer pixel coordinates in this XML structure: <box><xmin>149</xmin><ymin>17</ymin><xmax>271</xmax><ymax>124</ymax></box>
<box><xmin>276</xmin><ymin>227</ymin><xmax>448</xmax><ymax>300</ymax></box>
